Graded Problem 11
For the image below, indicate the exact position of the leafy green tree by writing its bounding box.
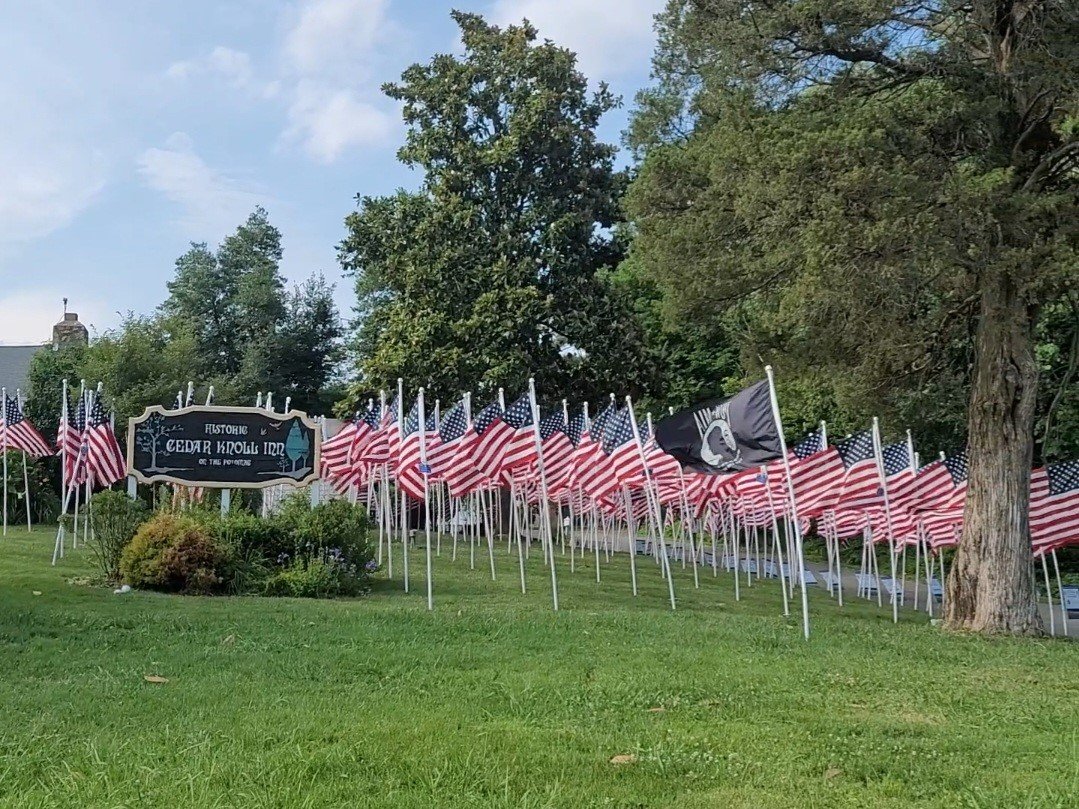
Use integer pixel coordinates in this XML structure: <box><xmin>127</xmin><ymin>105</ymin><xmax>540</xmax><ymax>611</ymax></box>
<box><xmin>339</xmin><ymin>12</ymin><xmax>647</xmax><ymax>406</ymax></box>
<box><xmin>240</xmin><ymin>274</ymin><xmax>342</xmax><ymax>414</ymax></box>
<box><xmin>626</xmin><ymin>1</ymin><xmax>1078</xmax><ymax>634</ymax></box>
<box><xmin>163</xmin><ymin>207</ymin><xmax>285</xmax><ymax>378</ymax></box>
<box><xmin>25</xmin><ymin>344</ymin><xmax>86</xmax><ymax>439</ymax></box>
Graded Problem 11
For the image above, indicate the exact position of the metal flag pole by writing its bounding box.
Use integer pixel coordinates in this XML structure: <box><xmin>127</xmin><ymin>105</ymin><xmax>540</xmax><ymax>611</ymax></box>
<box><xmin>1039</xmin><ymin>551</ymin><xmax>1056</xmax><ymax>636</ymax></box>
<box><xmin>398</xmin><ymin>378</ymin><xmax>408</xmax><ymax>594</ymax></box>
<box><xmin>1050</xmin><ymin>549</ymin><xmax>1068</xmax><ymax>637</ymax></box>
<box><xmin>871</xmin><ymin>417</ymin><xmax>900</xmax><ymax>623</ymax></box>
<box><xmin>52</xmin><ymin>379</ymin><xmax>71</xmax><ymax>564</ymax></box>
<box><xmin>16</xmin><ymin>390</ymin><xmax>32</xmax><ymax>531</ymax></box>
<box><xmin>2</xmin><ymin>386</ymin><xmax>8</xmax><ymax>536</ymax></box>
<box><xmin>764</xmin><ymin>366</ymin><xmax>811</xmax><ymax>640</ymax></box>
<box><xmin>528</xmin><ymin>378</ymin><xmax>558</xmax><ymax>611</ymax></box>
<box><xmin>626</xmin><ymin>396</ymin><xmax>676</xmax><ymax>610</ymax></box>
<box><xmin>418</xmin><ymin>388</ymin><xmax>434</xmax><ymax>611</ymax></box>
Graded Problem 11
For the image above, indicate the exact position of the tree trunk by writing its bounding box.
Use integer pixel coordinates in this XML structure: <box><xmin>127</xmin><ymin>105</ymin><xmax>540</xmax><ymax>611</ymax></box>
<box><xmin>944</xmin><ymin>272</ymin><xmax>1042</xmax><ymax>635</ymax></box>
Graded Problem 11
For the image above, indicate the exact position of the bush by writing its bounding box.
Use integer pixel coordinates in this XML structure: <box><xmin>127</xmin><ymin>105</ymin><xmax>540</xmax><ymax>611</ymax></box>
<box><xmin>267</xmin><ymin>494</ymin><xmax>375</xmax><ymax>598</ymax></box>
<box><xmin>274</xmin><ymin>494</ymin><xmax>373</xmax><ymax>567</ymax></box>
<box><xmin>201</xmin><ymin>511</ymin><xmax>285</xmax><ymax>595</ymax></box>
<box><xmin>85</xmin><ymin>490</ymin><xmax>148</xmax><ymax>582</ymax></box>
<box><xmin>120</xmin><ymin>513</ymin><xmax>228</xmax><ymax>594</ymax></box>
<box><xmin>264</xmin><ymin>557</ymin><xmax>369</xmax><ymax>599</ymax></box>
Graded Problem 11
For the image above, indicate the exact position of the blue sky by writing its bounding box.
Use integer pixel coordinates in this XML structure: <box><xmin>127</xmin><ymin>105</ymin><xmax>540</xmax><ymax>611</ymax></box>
<box><xmin>0</xmin><ymin>0</ymin><xmax>664</xmax><ymax>345</ymax></box>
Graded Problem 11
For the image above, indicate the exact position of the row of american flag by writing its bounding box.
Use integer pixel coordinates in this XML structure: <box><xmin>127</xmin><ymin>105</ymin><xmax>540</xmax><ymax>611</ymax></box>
<box><xmin>3</xmin><ymin>379</ymin><xmax>1074</xmax><ymax>562</ymax></box>
<box><xmin>319</xmin><ymin>390</ymin><xmax>1079</xmax><ymax>561</ymax></box>
<box><xmin>0</xmin><ymin>387</ymin><xmax>127</xmax><ymax>493</ymax></box>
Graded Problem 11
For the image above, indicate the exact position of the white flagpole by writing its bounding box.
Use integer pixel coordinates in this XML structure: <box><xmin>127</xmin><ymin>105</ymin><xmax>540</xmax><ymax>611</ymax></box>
<box><xmin>528</xmin><ymin>378</ymin><xmax>558</xmax><ymax>611</ymax></box>
<box><xmin>17</xmin><ymin>390</ymin><xmax>32</xmax><ymax>532</ymax></box>
<box><xmin>53</xmin><ymin>379</ymin><xmax>71</xmax><ymax>564</ymax></box>
<box><xmin>1051</xmin><ymin>549</ymin><xmax>1068</xmax><ymax>636</ymax></box>
<box><xmin>418</xmin><ymin>387</ymin><xmax>434</xmax><ymax>611</ymax></box>
<box><xmin>398</xmin><ymin>378</ymin><xmax>408</xmax><ymax>593</ymax></box>
<box><xmin>871</xmin><ymin>417</ymin><xmax>900</xmax><ymax>623</ymax></box>
<box><xmin>764</xmin><ymin>366</ymin><xmax>811</xmax><ymax>640</ymax></box>
<box><xmin>626</xmin><ymin>396</ymin><xmax>676</xmax><ymax>610</ymax></box>
<box><xmin>2</xmin><ymin>386</ymin><xmax>8</xmax><ymax>536</ymax></box>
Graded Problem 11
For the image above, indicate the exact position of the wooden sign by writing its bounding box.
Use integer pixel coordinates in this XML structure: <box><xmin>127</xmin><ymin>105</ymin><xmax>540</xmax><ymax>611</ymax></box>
<box><xmin>127</xmin><ymin>405</ymin><xmax>321</xmax><ymax>488</ymax></box>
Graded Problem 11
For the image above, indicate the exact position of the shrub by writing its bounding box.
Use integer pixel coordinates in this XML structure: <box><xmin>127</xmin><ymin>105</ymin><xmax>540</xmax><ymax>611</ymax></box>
<box><xmin>264</xmin><ymin>557</ymin><xmax>369</xmax><ymax>599</ymax></box>
<box><xmin>202</xmin><ymin>512</ymin><xmax>285</xmax><ymax>594</ymax></box>
<box><xmin>268</xmin><ymin>494</ymin><xmax>375</xmax><ymax>598</ymax></box>
<box><xmin>120</xmin><ymin>513</ymin><xmax>228</xmax><ymax>594</ymax></box>
<box><xmin>85</xmin><ymin>490</ymin><xmax>148</xmax><ymax>582</ymax></box>
<box><xmin>274</xmin><ymin>494</ymin><xmax>373</xmax><ymax>567</ymax></box>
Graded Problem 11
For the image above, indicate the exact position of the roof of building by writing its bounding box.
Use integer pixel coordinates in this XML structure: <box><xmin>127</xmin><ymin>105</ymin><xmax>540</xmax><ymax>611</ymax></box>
<box><xmin>0</xmin><ymin>345</ymin><xmax>42</xmax><ymax>396</ymax></box>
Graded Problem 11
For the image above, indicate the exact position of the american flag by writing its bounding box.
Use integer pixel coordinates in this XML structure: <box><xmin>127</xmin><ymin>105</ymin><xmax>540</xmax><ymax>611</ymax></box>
<box><xmin>320</xmin><ymin>415</ymin><xmax>360</xmax><ymax>483</ymax></box>
<box><xmin>396</xmin><ymin>401</ymin><xmax>435</xmax><ymax>501</ymax></box>
<box><xmin>1</xmin><ymin>395</ymin><xmax>54</xmax><ymax>457</ymax></box>
<box><xmin>85</xmin><ymin>395</ymin><xmax>126</xmax><ymax>486</ymax></box>
<box><xmin>593</xmin><ymin>407</ymin><xmax>643</xmax><ymax>500</ymax></box>
<box><xmin>813</xmin><ymin>431</ymin><xmax>877</xmax><ymax>513</ymax></box>
<box><xmin>447</xmin><ymin>401</ymin><xmax>501</xmax><ymax>497</ymax></box>
<box><xmin>470</xmin><ymin>400</ymin><xmax>515</xmax><ymax>478</ymax></box>
<box><xmin>787</xmin><ymin>435</ymin><xmax>847</xmax><ymax>519</ymax></box>
<box><xmin>56</xmin><ymin>392</ymin><xmax>79</xmax><ymax>460</ymax></box>
<box><xmin>64</xmin><ymin>395</ymin><xmax>89</xmax><ymax>489</ymax></box>
<box><xmin>357</xmin><ymin>397</ymin><xmax>396</xmax><ymax>467</ymax></box>
<box><xmin>439</xmin><ymin>403</ymin><xmax>485</xmax><ymax>496</ymax></box>
<box><xmin>1029</xmin><ymin>460</ymin><xmax>1079</xmax><ymax>555</ymax></box>
<box><xmin>571</xmin><ymin>403</ymin><xmax>615</xmax><ymax>496</ymax></box>
<box><xmin>497</xmin><ymin>395</ymin><xmax>538</xmax><ymax>473</ymax></box>
<box><xmin>532</xmin><ymin>410</ymin><xmax>572</xmax><ymax>484</ymax></box>
<box><xmin>546</xmin><ymin>411</ymin><xmax>583</xmax><ymax>495</ymax></box>
<box><xmin>832</xmin><ymin>441</ymin><xmax>910</xmax><ymax>512</ymax></box>
<box><xmin>429</xmin><ymin>401</ymin><xmax>466</xmax><ymax>480</ymax></box>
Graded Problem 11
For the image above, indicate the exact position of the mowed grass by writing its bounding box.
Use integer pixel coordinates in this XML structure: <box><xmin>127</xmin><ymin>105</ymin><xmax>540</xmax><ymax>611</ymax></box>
<box><xmin>1</xmin><ymin>527</ymin><xmax>1077</xmax><ymax>808</ymax></box>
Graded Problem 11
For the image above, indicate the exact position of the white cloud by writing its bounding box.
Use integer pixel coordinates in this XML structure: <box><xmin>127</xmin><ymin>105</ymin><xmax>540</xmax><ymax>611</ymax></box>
<box><xmin>0</xmin><ymin>139</ymin><xmax>107</xmax><ymax>245</ymax></box>
<box><xmin>491</xmin><ymin>0</ymin><xmax>664</xmax><ymax>80</ymax></box>
<box><xmin>284</xmin><ymin>81</ymin><xmax>396</xmax><ymax>163</ymax></box>
<box><xmin>137</xmin><ymin>132</ymin><xmax>269</xmax><ymax>240</ymax></box>
<box><xmin>279</xmin><ymin>0</ymin><xmax>398</xmax><ymax>161</ymax></box>
<box><xmin>284</xmin><ymin>0</ymin><xmax>390</xmax><ymax>75</ymax></box>
<box><xmin>0</xmin><ymin>289</ymin><xmax>112</xmax><ymax>345</ymax></box>
<box><xmin>162</xmin><ymin>1</ymin><xmax>398</xmax><ymax>164</ymax></box>
<box><xmin>166</xmin><ymin>46</ymin><xmax>278</xmax><ymax>99</ymax></box>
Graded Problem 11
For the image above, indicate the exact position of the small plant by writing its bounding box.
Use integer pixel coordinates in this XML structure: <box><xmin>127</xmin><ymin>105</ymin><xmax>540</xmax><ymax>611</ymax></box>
<box><xmin>85</xmin><ymin>490</ymin><xmax>148</xmax><ymax>582</ymax></box>
<box><xmin>120</xmin><ymin>513</ymin><xmax>228</xmax><ymax>594</ymax></box>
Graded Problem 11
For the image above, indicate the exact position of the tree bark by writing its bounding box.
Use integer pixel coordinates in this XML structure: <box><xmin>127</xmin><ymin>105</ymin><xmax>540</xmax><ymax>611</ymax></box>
<box><xmin>944</xmin><ymin>271</ymin><xmax>1042</xmax><ymax>635</ymax></box>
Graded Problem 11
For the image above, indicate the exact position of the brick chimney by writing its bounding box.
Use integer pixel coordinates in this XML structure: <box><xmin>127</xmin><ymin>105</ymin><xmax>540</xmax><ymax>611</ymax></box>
<box><xmin>53</xmin><ymin>310</ymin><xmax>88</xmax><ymax>350</ymax></box>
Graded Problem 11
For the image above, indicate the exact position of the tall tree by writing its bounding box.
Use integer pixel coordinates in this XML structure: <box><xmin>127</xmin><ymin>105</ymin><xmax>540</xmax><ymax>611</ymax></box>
<box><xmin>241</xmin><ymin>274</ymin><xmax>343</xmax><ymax>413</ymax></box>
<box><xmin>339</xmin><ymin>12</ymin><xmax>648</xmax><ymax>406</ymax></box>
<box><xmin>627</xmin><ymin>1</ymin><xmax>1078</xmax><ymax>634</ymax></box>
<box><xmin>164</xmin><ymin>207</ymin><xmax>285</xmax><ymax>377</ymax></box>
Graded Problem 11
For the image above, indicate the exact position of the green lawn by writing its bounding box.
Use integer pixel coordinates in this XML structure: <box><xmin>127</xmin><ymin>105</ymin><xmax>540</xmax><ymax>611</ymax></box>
<box><xmin>1</xmin><ymin>527</ymin><xmax>1076</xmax><ymax>808</ymax></box>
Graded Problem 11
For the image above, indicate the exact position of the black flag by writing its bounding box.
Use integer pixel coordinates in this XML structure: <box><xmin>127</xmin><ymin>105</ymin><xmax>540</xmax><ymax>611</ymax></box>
<box><xmin>654</xmin><ymin>380</ymin><xmax>783</xmax><ymax>474</ymax></box>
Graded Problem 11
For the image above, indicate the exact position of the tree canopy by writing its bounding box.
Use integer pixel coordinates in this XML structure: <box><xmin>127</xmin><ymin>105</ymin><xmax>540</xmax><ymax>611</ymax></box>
<box><xmin>339</xmin><ymin>12</ymin><xmax>651</xmax><ymax>407</ymax></box>
<box><xmin>623</xmin><ymin>0</ymin><xmax>1079</xmax><ymax>633</ymax></box>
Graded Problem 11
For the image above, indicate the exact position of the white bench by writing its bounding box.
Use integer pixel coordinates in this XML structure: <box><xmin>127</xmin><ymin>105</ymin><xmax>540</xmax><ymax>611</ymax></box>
<box><xmin>929</xmin><ymin>577</ymin><xmax>944</xmax><ymax>603</ymax></box>
<box><xmin>881</xmin><ymin>577</ymin><xmax>905</xmax><ymax>605</ymax></box>
<box><xmin>855</xmin><ymin>573</ymin><xmax>878</xmax><ymax>594</ymax></box>
<box><xmin>781</xmin><ymin>564</ymin><xmax>818</xmax><ymax>585</ymax></box>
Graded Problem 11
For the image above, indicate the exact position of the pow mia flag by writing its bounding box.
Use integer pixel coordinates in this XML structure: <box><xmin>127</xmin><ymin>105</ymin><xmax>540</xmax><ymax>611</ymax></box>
<box><xmin>654</xmin><ymin>380</ymin><xmax>783</xmax><ymax>474</ymax></box>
